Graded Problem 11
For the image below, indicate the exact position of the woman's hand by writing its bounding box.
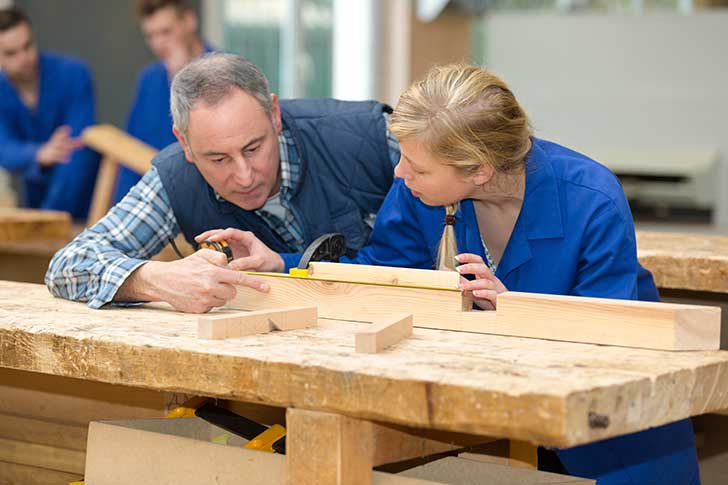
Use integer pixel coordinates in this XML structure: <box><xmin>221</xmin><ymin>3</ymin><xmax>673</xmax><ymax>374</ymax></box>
<box><xmin>194</xmin><ymin>228</ymin><xmax>285</xmax><ymax>273</ymax></box>
<box><xmin>455</xmin><ymin>253</ymin><xmax>508</xmax><ymax>310</ymax></box>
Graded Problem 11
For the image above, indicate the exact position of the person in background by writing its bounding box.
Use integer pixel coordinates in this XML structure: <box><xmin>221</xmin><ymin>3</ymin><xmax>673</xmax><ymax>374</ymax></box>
<box><xmin>113</xmin><ymin>0</ymin><xmax>212</xmax><ymax>203</ymax></box>
<box><xmin>0</xmin><ymin>6</ymin><xmax>99</xmax><ymax>219</ymax></box>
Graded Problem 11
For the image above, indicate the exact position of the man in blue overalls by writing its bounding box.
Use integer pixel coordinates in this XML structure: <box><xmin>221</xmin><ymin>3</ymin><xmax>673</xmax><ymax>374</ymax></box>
<box><xmin>0</xmin><ymin>6</ymin><xmax>99</xmax><ymax>220</ymax></box>
<box><xmin>113</xmin><ymin>0</ymin><xmax>212</xmax><ymax>203</ymax></box>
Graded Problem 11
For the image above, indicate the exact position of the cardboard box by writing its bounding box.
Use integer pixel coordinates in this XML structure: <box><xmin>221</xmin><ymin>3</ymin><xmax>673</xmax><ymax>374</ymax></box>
<box><xmin>84</xmin><ymin>418</ymin><xmax>435</xmax><ymax>485</ymax></box>
<box><xmin>400</xmin><ymin>456</ymin><xmax>595</xmax><ymax>484</ymax></box>
<box><xmin>84</xmin><ymin>418</ymin><xmax>594</xmax><ymax>484</ymax></box>
<box><xmin>85</xmin><ymin>418</ymin><xmax>285</xmax><ymax>485</ymax></box>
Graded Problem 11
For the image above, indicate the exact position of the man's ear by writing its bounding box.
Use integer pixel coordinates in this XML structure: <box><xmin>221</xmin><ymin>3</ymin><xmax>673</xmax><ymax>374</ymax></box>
<box><xmin>270</xmin><ymin>93</ymin><xmax>282</xmax><ymax>134</ymax></box>
<box><xmin>172</xmin><ymin>126</ymin><xmax>195</xmax><ymax>163</ymax></box>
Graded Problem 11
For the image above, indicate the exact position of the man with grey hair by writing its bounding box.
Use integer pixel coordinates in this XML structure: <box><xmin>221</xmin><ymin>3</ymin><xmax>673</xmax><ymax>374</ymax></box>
<box><xmin>46</xmin><ymin>52</ymin><xmax>399</xmax><ymax>313</ymax></box>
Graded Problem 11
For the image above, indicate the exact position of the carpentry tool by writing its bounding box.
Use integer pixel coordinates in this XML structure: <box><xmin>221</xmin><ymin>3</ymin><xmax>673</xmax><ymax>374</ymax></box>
<box><xmin>297</xmin><ymin>233</ymin><xmax>346</xmax><ymax>269</ymax></box>
<box><xmin>165</xmin><ymin>397</ymin><xmax>286</xmax><ymax>453</ymax></box>
<box><xmin>198</xmin><ymin>232</ymin><xmax>346</xmax><ymax>276</ymax></box>
<box><xmin>289</xmin><ymin>232</ymin><xmax>346</xmax><ymax>277</ymax></box>
<box><xmin>198</xmin><ymin>239</ymin><xmax>234</xmax><ymax>263</ymax></box>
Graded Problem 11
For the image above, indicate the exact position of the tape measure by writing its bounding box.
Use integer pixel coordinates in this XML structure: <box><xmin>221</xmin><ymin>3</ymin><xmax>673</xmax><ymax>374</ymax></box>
<box><xmin>198</xmin><ymin>239</ymin><xmax>233</xmax><ymax>263</ymax></box>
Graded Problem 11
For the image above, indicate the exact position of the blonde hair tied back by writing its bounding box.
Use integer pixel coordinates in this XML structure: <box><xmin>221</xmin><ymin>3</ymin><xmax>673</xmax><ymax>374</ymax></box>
<box><xmin>437</xmin><ymin>203</ymin><xmax>459</xmax><ymax>270</ymax></box>
<box><xmin>390</xmin><ymin>64</ymin><xmax>533</xmax><ymax>271</ymax></box>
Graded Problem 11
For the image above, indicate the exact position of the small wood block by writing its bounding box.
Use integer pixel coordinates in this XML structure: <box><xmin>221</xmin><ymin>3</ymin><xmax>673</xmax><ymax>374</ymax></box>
<box><xmin>494</xmin><ymin>291</ymin><xmax>721</xmax><ymax>351</ymax></box>
<box><xmin>308</xmin><ymin>262</ymin><xmax>461</xmax><ymax>289</ymax></box>
<box><xmin>355</xmin><ymin>314</ymin><xmax>413</xmax><ymax>353</ymax></box>
<box><xmin>198</xmin><ymin>306</ymin><xmax>317</xmax><ymax>340</ymax></box>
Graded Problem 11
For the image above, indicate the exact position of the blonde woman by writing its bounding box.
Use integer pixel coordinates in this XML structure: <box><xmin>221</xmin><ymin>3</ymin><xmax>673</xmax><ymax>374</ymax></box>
<box><xmin>350</xmin><ymin>64</ymin><xmax>698</xmax><ymax>484</ymax></box>
<box><xmin>205</xmin><ymin>64</ymin><xmax>698</xmax><ymax>483</ymax></box>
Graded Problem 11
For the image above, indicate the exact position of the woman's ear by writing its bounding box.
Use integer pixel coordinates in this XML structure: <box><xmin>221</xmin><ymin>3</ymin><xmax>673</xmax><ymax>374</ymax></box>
<box><xmin>471</xmin><ymin>165</ymin><xmax>495</xmax><ymax>186</ymax></box>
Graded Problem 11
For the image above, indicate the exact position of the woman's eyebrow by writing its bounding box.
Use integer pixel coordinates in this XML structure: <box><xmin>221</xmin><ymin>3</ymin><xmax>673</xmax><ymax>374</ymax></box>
<box><xmin>401</xmin><ymin>153</ymin><xmax>424</xmax><ymax>170</ymax></box>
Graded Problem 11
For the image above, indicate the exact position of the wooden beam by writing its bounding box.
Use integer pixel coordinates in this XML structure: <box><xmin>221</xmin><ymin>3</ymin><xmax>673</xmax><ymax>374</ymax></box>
<box><xmin>0</xmin><ymin>461</ymin><xmax>81</xmax><ymax>485</ymax></box>
<box><xmin>0</xmin><ymin>208</ymin><xmax>71</xmax><ymax>241</ymax></box>
<box><xmin>198</xmin><ymin>306</ymin><xmax>317</xmax><ymax>339</ymax></box>
<box><xmin>356</xmin><ymin>314</ymin><xmax>413</xmax><ymax>353</ymax></box>
<box><xmin>308</xmin><ymin>262</ymin><xmax>460</xmax><ymax>289</ymax></box>
<box><xmin>82</xmin><ymin>124</ymin><xmax>156</xmax><ymax>175</ymax></box>
<box><xmin>0</xmin><ymin>413</ymin><xmax>88</xmax><ymax>451</ymax></box>
<box><xmin>234</xmin><ymin>275</ymin><xmax>720</xmax><ymax>350</ymax></box>
<box><xmin>231</xmin><ymin>273</ymin><xmax>471</xmax><ymax>329</ymax></box>
<box><xmin>488</xmin><ymin>291</ymin><xmax>721</xmax><ymax>351</ymax></box>
<box><xmin>83</xmin><ymin>125</ymin><xmax>159</xmax><ymax>227</ymax></box>
<box><xmin>286</xmin><ymin>408</ymin><xmax>374</xmax><ymax>485</ymax></box>
<box><xmin>0</xmin><ymin>367</ymin><xmax>172</xmax><ymax>426</ymax></box>
<box><xmin>86</xmin><ymin>155</ymin><xmax>119</xmax><ymax>226</ymax></box>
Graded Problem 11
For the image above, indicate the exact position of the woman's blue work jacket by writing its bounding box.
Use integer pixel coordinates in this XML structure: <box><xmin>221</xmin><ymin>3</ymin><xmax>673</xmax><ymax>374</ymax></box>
<box><xmin>351</xmin><ymin>138</ymin><xmax>699</xmax><ymax>484</ymax></box>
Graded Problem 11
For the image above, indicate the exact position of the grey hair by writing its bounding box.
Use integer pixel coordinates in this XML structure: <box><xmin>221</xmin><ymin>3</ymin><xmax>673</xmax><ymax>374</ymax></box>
<box><xmin>170</xmin><ymin>52</ymin><xmax>273</xmax><ymax>134</ymax></box>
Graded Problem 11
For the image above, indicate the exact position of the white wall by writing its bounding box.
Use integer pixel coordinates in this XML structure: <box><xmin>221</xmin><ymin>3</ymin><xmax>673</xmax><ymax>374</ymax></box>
<box><xmin>483</xmin><ymin>12</ymin><xmax>728</xmax><ymax>223</ymax></box>
<box><xmin>485</xmin><ymin>12</ymin><xmax>728</xmax><ymax>152</ymax></box>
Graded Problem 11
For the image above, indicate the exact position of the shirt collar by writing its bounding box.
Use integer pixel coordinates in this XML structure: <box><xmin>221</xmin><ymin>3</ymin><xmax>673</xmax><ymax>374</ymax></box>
<box><xmin>519</xmin><ymin>139</ymin><xmax>564</xmax><ymax>240</ymax></box>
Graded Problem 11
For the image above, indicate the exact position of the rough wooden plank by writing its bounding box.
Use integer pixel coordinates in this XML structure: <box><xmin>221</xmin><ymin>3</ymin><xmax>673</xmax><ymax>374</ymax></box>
<box><xmin>198</xmin><ymin>306</ymin><xmax>317</xmax><ymax>339</ymax></box>
<box><xmin>0</xmin><ymin>368</ymin><xmax>173</xmax><ymax>425</ymax></box>
<box><xmin>81</xmin><ymin>124</ymin><xmax>156</xmax><ymax>175</ymax></box>
<box><xmin>0</xmin><ymin>436</ymin><xmax>86</xmax><ymax>474</ymax></box>
<box><xmin>231</xmin><ymin>273</ymin><xmax>471</xmax><ymax>329</ymax></box>
<box><xmin>0</xmin><ymin>208</ymin><xmax>71</xmax><ymax>241</ymax></box>
<box><xmin>637</xmin><ymin>231</ymin><xmax>728</xmax><ymax>294</ymax></box>
<box><xmin>356</xmin><ymin>314</ymin><xmax>413</xmax><ymax>353</ymax></box>
<box><xmin>0</xmin><ymin>460</ymin><xmax>82</xmax><ymax>485</ymax></box>
<box><xmin>490</xmin><ymin>291</ymin><xmax>722</xmax><ymax>351</ymax></box>
<box><xmin>308</xmin><ymin>262</ymin><xmax>461</xmax><ymax>289</ymax></box>
<box><xmin>4</xmin><ymin>282</ymin><xmax>728</xmax><ymax>447</ymax></box>
<box><xmin>286</xmin><ymin>408</ymin><xmax>374</xmax><ymax>485</ymax></box>
<box><xmin>0</xmin><ymin>413</ymin><xmax>88</xmax><ymax>451</ymax></box>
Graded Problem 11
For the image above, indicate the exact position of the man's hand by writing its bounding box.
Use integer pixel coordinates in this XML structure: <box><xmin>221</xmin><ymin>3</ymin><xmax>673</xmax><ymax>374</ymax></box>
<box><xmin>116</xmin><ymin>249</ymin><xmax>270</xmax><ymax>313</ymax></box>
<box><xmin>195</xmin><ymin>228</ymin><xmax>285</xmax><ymax>273</ymax></box>
<box><xmin>36</xmin><ymin>125</ymin><xmax>83</xmax><ymax>167</ymax></box>
<box><xmin>455</xmin><ymin>253</ymin><xmax>508</xmax><ymax>310</ymax></box>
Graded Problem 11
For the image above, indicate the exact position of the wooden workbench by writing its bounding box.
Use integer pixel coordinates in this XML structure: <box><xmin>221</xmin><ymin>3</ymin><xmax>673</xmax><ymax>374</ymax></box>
<box><xmin>0</xmin><ymin>208</ymin><xmax>73</xmax><ymax>284</ymax></box>
<box><xmin>637</xmin><ymin>230</ymin><xmax>728</xmax><ymax>483</ymax></box>
<box><xmin>1</xmin><ymin>281</ymin><xmax>728</xmax><ymax>482</ymax></box>
<box><xmin>637</xmin><ymin>231</ymin><xmax>728</xmax><ymax>294</ymax></box>
<box><xmin>637</xmin><ymin>231</ymin><xmax>728</xmax><ymax>351</ymax></box>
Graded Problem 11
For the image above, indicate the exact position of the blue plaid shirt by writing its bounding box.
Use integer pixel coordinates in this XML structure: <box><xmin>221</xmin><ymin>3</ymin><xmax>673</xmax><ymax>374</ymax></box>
<box><xmin>46</xmin><ymin>114</ymin><xmax>401</xmax><ymax>308</ymax></box>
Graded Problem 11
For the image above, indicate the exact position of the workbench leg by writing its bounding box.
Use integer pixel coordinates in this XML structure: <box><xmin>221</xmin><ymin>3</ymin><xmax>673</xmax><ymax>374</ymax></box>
<box><xmin>286</xmin><ymin>408</ymin><xmax>374</xmax><ymax>485</ymax></box>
